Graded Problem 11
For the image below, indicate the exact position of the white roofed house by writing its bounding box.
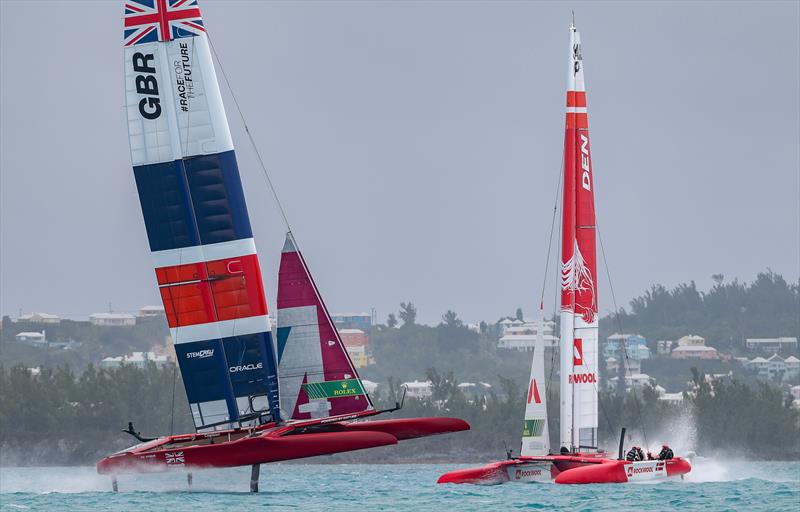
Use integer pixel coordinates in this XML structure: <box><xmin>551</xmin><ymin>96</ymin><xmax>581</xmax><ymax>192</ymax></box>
<box><xmin>605</xmin><ymin>356</ymin><xmax>641</xmax><ymax>376</ymax></box>
<box><xmin>745</xmin><ymin>337</ymin><xmax>798</xmax><ymax>354</ymax></box>
<box><xmin>745</xmin><ymin>356</ymin><xmax>770</xmax><ymax>379</ymax></box>
<box><xmin>100</xmin><ymin>351</ymin><xmax>169</xmax><ymax>369</ymax></box>
<box><xmin>15</xmin><ymin>330</ymin><xmax>47</xmax><ymax>346</ymax></box>
<box><xmin>783</xmin><ymin>356</ymin><xmax>800</xmax><ymax>380</ymax></box>
<box><xmin>744</xmin><ymin>354</ymin><xmax>798</xmax><ymax>383</ymax></box>
<box><xmin>498</xmin><ymin>319</ymin><xmax>558</xmax><ymax>352</ymax></box>
<box><xmin>457</xmin><ymin>382</ymin><xmax>492</xmax><ymax>402</ymax></box>
<box><xmin>766</xmin><ymin>354</ymin><xmax>786</xmax><ymax>381</ymax></box>
<box><xmin>401</xmin><ymin>380</ymin><xmax>432</xmax><ymax>399</ymax></box>
<box><xmin>18</xmin><ymin>312</ymin><xmax>61</xmax><ymax>324</ymax></box>
<box><xmin>90</xmin><ymin>312</ymin><xmax>136</xmax><ymax>327</ymax></box>
<box><xmin>671</xmin><ymin>335</ymin><xmax>719</xmax><ymax>360</ymax></box>
<box><xmin>137</xmin><ymin>305</ymin><xmax>165</xmax><ymax>318</ymax></box>
<box><xmin>607</xmin><ymin>373</ymin><xmax>654</xmax><ymax>392</ymax></box>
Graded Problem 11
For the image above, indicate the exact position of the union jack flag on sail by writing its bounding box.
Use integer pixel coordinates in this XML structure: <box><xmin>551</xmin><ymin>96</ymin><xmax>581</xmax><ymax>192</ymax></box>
<box><xmin>124</xmin><ymin>0</ymin><xmax>205</xmax><ymax>47</ymax></box>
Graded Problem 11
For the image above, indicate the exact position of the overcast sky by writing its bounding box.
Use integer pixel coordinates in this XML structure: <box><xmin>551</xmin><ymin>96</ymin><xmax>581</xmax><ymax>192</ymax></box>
<box><xmin>1</xmin><ymin>1</ymin><xmax>798</xmax><ymax>325</ymax></box>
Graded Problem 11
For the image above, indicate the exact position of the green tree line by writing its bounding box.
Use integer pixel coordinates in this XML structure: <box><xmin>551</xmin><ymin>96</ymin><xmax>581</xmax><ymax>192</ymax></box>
<box><xmin>600</xmin><ymin>271</ymin><xmax>799</xmax><ymax>352</ymax></box>
<box><xmin>1</xmin><ymin>362</ymin><xmax>797</xmax><ymax>465</ymax></box>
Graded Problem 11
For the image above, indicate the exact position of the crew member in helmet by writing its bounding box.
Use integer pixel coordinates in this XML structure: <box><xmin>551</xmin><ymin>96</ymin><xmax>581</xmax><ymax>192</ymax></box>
<box><xmin>625</xmin><ymin>446</ymin><xmax>645</xmax><ymax>461</ymax></box>
<box><xmin>657</xmin><ymin>444</ymin><xmax>674</xmax><ymax>460</ymax></box>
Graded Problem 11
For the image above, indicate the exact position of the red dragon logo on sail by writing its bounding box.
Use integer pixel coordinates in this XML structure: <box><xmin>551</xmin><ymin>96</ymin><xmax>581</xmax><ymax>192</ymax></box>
<box><xmin>561</xmin><ymin>240</ymin><xmax>597</xmax><ymax>323</ymax></box>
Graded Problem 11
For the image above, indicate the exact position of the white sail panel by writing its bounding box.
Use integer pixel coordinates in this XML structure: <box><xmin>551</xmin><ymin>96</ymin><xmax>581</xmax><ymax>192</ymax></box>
<box><xmin>124</xmin><ymin>36</ymin><xmax>233</xmax><ymax>167</ymax></box>
<box><xmin>520</xmin><ymin>327</ymin><xmax>550</xmax><ymax>457</ymax></box>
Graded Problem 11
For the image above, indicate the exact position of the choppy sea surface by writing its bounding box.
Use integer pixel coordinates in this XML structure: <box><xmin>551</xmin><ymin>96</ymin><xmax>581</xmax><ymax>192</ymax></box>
<box><xmin>1</xmin><ymin>459</ymin><xmax>798</xmax><ymax>511</ymax></box>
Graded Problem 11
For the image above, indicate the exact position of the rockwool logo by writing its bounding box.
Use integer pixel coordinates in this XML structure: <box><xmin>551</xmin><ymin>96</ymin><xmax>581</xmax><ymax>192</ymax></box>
<box><xmin>515</xmin><ymin>469</ymin><xmax>542</xmax><ymax>480</ymax></box>
<box><xmin>568</xmin><ymin>372</ymin><xmax>597</xmax><ymax>384</ymax></box>
<box><xmin>627</xmin><ymin>465</ymin><xmax>655</xmax><ymax>477</ymax></box>
<box><xmin>573</xmin><ymin>338</ymin><xmax>584</xmax><ymax>366</ymax></box>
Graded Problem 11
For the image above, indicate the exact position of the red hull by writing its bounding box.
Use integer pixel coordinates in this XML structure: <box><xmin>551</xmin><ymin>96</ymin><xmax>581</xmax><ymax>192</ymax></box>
<box><xmin>437</xmin><ymin>453</ymin><xmax>607</xmax><ymax>485</ymax></box>
<box><xmin>437</xmin><ymin>453</ymin><xmax>690</xmax><ymax>485</ymax></box>
<box><xmin>97</xmin><ymin>416</ymin><xmax>469</xmax><ymax>474</ymax></box>
<box><xmin>554</xmin><ymin>457</ymin><xmax>691</xmax><ymax>484</ymax></box>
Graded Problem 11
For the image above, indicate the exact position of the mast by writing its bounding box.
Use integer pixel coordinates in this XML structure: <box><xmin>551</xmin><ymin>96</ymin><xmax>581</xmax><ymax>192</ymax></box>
<box><xmin>559</xmin><ymin>21</ymin><xmax>599</xmax><ymax>452</ymax></box>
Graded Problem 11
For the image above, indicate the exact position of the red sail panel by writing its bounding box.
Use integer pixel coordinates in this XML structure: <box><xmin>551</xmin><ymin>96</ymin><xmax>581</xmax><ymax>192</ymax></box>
<box><xmin>156</xmin><ymin>254</ymin><xmax>268</xmax><ymax>328</ymax></box>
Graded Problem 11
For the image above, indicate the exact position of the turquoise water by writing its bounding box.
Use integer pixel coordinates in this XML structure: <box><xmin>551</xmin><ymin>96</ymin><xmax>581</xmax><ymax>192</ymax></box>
<box><xmin>1</xmin><ymin>460</ymin><xmax>798</xmax><ymax>511</ymax></box>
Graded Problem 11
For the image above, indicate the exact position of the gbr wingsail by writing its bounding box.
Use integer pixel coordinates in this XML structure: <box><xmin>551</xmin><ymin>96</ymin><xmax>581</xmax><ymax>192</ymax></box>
<box><xmin>277</xmin><ymin>233</ymin><xmax>374</xmax><ymax>420</ymax></box>
<box><xmin>559</xmin><ymin>22</ymin><xmax>599</xmax><ymax>452</ymax></box>
<box><xmin>123</xmin><ymin>0</ymin><xmax>280</xmax><ymax>430</ymax></box>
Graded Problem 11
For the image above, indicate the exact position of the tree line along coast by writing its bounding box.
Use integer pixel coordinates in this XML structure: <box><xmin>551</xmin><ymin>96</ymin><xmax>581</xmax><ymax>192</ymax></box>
<box><xmin>0</xmin><ymin>271</ymin><xmax>797</xmax><ymax>464</ymax></box>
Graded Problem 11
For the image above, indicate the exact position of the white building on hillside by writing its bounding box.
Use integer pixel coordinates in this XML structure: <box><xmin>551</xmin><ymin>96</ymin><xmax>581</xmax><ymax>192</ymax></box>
<box><xmin>15</xmin><ymin>331</ymin><xmax>47</xmax><ymax>345</ymax></box>
<box><xmin>361</xmin><ymin>380</ymin><xmax>379</xmax><ymax>395</ymax></box>
<box><xmin>18</xmin><ymin>312</ymin><xmax>61</xmax><ymax>324</ymax></box>
<box><xmin>402</xmin><ymin>380</ymin><xmax>432</xmax><ymax>399</ymax></box>
<box><xmin>138</xmin><ymin>305</ymin><xmax>165</xmax><ymax>317</ymax></box>
<box><xmin>671</xmin><ymin>334</ymin><xmax>719</xmax><ymax>360</ymax></box>
<box><xmin>90</xmin><ymin>313</ymin><xmax>136</xmax><ymax>327</ymax></box>
<box><xmin>658</xmin><ymin>392</ymin><xmax>685</xmax><ymax>404</ymax></box>
<box><xmin>99</xmin><ymin>351</ymin><xmax>169</xmax><ymax>369</ymax></box>
<box><xmin>498</xmin><ymin>319</ymin><xmax>558</xmax><ymax>351</ymax></box>
<box><xmin>744</xmin><ymin>354</ymin><xmax>800</xmax><ymax>382</ymax></box>
<box><xmin>745</xmin><ymin>337</ymin><xmax>798</xmax><ymax>353</ymax></box>
<box><xmin>605</xmin><ymin>356</ymin><xmax>641</xmax><ymax>375</ymax></box>
<box><xmin>457</xmin><ymin>382</ymin><xmax>492</xmax><ymax>400</ymax></box>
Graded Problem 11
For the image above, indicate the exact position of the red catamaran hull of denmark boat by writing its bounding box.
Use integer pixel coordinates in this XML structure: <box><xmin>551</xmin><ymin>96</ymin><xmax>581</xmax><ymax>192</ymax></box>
<box><xmin>437</xmin><ymin>19</ymin><xmax>690</xmax><ymax>485</ymax></box>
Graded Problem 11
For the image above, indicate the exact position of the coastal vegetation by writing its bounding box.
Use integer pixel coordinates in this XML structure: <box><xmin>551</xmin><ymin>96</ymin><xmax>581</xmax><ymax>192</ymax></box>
<box><xmin>0</xmin><ymin>271</ymin><xmax>797</xmax><ymax>464</ymax></box>
<box><xmin>0</xmin><ymin>361</ymin><xmax>797</xmax><ymax>465</ymax></box>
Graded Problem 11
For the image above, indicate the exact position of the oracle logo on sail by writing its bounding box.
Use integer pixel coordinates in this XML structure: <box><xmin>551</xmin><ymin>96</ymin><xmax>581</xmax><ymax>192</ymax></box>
<box><xmin>132</xmin><ymin>52</ymin><xmax>161</xmax><ymax>120</ymax></box>
<box><xmin>230</xmin><ymin>362</ymin><xmax>263</xmax><ymax>373</ymax></box>
<box><xmin>580</xmin><ymin>134</ymin><xmax>591</xmax><ymax>191</ymax></box>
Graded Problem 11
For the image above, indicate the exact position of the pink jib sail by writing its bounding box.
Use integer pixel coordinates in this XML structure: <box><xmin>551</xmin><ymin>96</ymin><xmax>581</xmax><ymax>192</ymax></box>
<box><xmin>276</xmin><ymin>233</ymin><xmax>374</xmax><ymax>420</ymax></box>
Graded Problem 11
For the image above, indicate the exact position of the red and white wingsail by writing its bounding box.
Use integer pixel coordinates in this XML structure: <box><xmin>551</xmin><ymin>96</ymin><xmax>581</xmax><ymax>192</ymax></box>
<box><xmin>559</xmin><ymin>22</ymin><xmax>599</xmax><ymax>452</ymax></box>
<box><xmin>276</xmin><ymin>233</ymin><xmax>374</xmax><ymax>420</ymax></box>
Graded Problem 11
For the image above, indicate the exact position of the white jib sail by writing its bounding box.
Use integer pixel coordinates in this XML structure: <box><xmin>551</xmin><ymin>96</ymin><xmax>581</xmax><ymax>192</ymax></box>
<box><xmin>521</xmin><ymin>318</ymin><xmax>550</xmax><ymax>457</ymax></box>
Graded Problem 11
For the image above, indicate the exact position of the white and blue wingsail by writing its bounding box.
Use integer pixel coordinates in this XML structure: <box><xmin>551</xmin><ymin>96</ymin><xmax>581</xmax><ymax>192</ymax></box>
<box><xmin>123</xmin><ymin>0</ymin><xmax>280</xmax><ymax>430</ymax></box>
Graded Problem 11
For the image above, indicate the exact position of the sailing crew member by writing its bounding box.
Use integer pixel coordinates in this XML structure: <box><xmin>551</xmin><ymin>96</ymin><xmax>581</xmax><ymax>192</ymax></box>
<box><xmin>626</xmin><ymin>446</ymin><xmax>645</xmax><ymax>461</ymax></box>
<box><xmin>657</xmin><ymin>444</ymin><xmax>674</xmax><ymax>460</ymax></box>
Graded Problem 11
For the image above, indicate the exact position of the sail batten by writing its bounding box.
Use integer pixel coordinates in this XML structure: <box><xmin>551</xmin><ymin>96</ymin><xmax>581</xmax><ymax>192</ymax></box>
<box><xmin>559</xmin><ymin>24</ymin><xmax>599</xmax><ymax>451</ymax></box>
<box><xmin>123</xmin><ymin>0</ymin><xmax>280</xmax><ymax>431</ymax></box>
